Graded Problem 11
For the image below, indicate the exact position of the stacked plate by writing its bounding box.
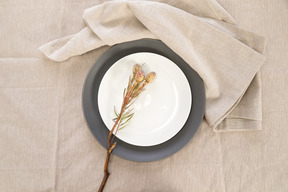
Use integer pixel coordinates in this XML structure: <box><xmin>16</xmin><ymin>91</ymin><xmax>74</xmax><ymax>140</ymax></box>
<box><xmin>82</xmin><ymin>39</ymin><xmax>205</xmax><ymax>162</ymax></box>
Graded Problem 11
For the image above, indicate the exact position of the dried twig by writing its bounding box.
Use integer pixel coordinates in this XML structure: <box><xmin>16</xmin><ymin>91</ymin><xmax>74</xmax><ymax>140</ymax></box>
<box><xmin>98</xmin><ymin>65</ymin><xmax>156</xmax><ymax>192</ymax></box>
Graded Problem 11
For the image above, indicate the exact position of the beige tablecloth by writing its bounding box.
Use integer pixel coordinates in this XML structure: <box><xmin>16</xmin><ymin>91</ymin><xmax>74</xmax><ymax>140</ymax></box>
<box><xmin>1</xmin><ymin>0</ymin><xmax>288</xmax><ymax>191</ymax></box>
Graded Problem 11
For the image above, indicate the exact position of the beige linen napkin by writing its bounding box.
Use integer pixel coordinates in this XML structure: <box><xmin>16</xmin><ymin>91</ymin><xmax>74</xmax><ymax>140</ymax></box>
<box><xmin>39</xmin><ymin>0</ymin><xmax>266</xmax><ymax>132</ymax></box>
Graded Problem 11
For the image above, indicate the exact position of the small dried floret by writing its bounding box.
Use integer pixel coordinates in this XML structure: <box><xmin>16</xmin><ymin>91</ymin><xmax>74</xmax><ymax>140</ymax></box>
<box><xmin>146</xmin><ymin>72</ymin><xmax>156</xmax><ymax>83</ymax></box>
<box><xmin>135</xmin><ymin>70</ymin><xmax>145</xmax><ymax>83</ymax></box>
<box><xmin>133</xmin><ymin>64</ymin><xmax>142</xmax><ymax>74</ymax></box>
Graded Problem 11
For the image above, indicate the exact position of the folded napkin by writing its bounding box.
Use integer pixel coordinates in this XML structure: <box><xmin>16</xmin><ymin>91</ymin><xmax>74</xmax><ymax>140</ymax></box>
<box><xmin>39</xmin><ymin>0</ymin><xmax>266</xmax><ymax>132</ymax></box>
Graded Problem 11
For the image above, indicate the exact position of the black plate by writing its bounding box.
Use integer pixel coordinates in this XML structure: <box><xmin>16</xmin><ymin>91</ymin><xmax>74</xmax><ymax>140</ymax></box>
<box><xmin>82</xmin><ymin>39</ymin><xmax>205</xmax><ymax>162</ymax></box>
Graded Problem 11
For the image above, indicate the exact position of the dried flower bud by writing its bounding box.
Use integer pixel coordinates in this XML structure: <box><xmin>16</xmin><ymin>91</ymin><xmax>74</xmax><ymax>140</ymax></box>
<box><xmin>146</xmin><ymin>72</ymin><xmax>156</xmax><ymax>83</ymax></box>
<box><xmin>135</xmin><ymin>70</ymin><xmax>145</xmax><ymax>83</ymax></box>
<box><xmin>133</xmin><ymin>64</ymin><xmax>142</xmax><ymax>74</ymax></box>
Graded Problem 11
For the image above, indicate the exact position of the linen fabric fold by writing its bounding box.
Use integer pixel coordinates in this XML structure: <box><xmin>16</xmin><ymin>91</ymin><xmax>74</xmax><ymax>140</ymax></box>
<box><xmin>39</xmin><ymin>0</ymin><xmax>266</xmax><ymax>132</ymax></box>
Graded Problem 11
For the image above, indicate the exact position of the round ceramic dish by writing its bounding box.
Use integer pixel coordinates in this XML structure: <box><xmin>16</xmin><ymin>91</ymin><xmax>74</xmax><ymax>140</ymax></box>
<box><xmin>82</xmin><ymin>39</ymin><xmax>205</xmax><ymax>162</ymax></box>
<box><xmin>98</xmin><ymin>52</ymin><xmax>192</xmax><ymax>146</ymax></box>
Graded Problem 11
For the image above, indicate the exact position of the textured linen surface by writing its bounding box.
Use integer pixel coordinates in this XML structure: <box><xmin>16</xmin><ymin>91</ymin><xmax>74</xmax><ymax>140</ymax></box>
<box><xmin>1</xmin><ymin>0</ymin><xmax>288</xmax><ymax>191</ymax></box>
<box><xmin>39</xmin><ymin>0</ymin><xmax>266</xmax><ymax>132</ymax></box>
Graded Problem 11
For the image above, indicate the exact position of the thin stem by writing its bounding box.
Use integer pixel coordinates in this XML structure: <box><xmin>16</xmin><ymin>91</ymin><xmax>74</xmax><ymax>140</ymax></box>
<box><xmin>107</xmin><ymin>117</ymin><xmax>120</xmax><ymax>148</ymax></box>
<box><xmin>109</xmin><ymin>118</ymin><xmax>121</xmax><ymax>147</ymax></box>
<box><xmin>98</xmin><ymin>151</ymin><xmax>111</xmax><ymax>192</ymax></box>
<box><xmin>126</xmin><ymin>82</ymin><xmax>137</xmax><ymax>101</ymax></box>
<box><xmin>109</xmin><ymin>81</ymin><xmax>135</xmax><ymax>146</ymax></box>
<box><xmin>109</xmin><ymin>103</ymin><xmax>125</xmax><ymax>147</ymax></box>
<box><xmin>98</xmin><ymin>79</ymin><xmax>136</xmax><ymax>192</ymax></box>
<box><xmin>98</xmin><ymin>117</ymin><xmax>121</xmax><ymax>192</ymax></box>
<box><xmin>135</xmin><ymin>82</ymin><xmax>147</xmax><ymax>96</ymax></box>
<box><xmin>98</xmin><ymin>69</ymin><xmax>154</xmax><ymax>192</ymax></box>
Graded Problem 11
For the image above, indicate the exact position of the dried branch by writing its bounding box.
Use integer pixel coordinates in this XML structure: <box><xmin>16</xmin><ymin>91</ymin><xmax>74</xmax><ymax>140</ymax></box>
<box><xmin>98</xmin><ymin>64</ymin><xmax>156</xmax><ymax>192</ymax></box>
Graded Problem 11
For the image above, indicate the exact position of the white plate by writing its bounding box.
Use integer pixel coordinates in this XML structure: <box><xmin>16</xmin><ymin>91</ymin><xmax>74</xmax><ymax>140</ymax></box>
<box><xmin>98</xmin><ymin>52</ymin><xmax>192</xmax><ymax>146</ymax></box>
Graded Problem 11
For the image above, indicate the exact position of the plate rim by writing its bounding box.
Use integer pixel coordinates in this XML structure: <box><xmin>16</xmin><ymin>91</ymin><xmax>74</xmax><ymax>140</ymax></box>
<box><xmin>82</xmin><ymin>38</ymin><xmax>205</xmax><ymax>162</ymax></box>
